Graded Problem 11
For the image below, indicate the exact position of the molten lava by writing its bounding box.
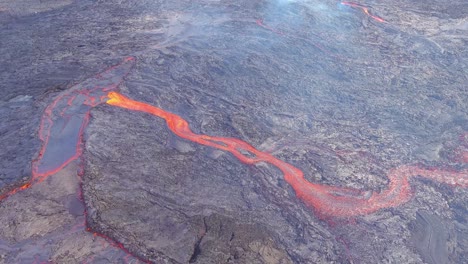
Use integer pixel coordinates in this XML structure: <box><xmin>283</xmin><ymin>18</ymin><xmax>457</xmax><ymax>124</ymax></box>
<box><xmin>341</xmin><ymin>1</ymin><xmax>385</xmax><ymax>23</ymax></box>
<box><xmin>0</xmin><ymin>56</ymin><xmax>467</xmax><ymax>262</ymax></box>
<box><xmin>106</xmin><ymin>91</ymin><xmax>468</xmax><ymax>217</ymax></box>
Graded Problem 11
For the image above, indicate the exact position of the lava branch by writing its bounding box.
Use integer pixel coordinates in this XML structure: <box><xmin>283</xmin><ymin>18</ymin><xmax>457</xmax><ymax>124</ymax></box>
<box><xmin>107</xmin><ymin>91</ymin><xmax>468</xmax><ymax>217</ymax></box>
<box><xmin>2</xmin><ymin>57</ymin><xmax>135</xmax><ymax>200</ymax></box>
<box><xmin>0</xmin><ymin>56</ymin><xmax>467</xmax><ymax>262</ymax></box>
<box><xmin>32</xmin><ymin>56</ymin><xmax>136</xmax><ymax>181</ymax></box>
<box><xmin>0</xmin><ymin>57</ymin><xmax>148</xmax><ymax>263</ymax></box>
<box><xmin>341</xmin><ymin>1</ymin><xmax>386</xmax><ymax>23</ymax></box>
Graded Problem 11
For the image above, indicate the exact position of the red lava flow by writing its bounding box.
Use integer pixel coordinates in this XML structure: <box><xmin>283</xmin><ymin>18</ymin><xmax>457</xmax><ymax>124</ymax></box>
<box><xmin>341</xmin><ymin>1</ymin><xmax>386</xmax><ymax>23</ymax></box>
<box><xmin>0</xmin><ymin>56</ymin><xmax>467</xmax><ymax>261</ymax></box>
<box><xmin>107</xmin><ymin>91</ymin><xmax>468</xmax><ymax>217</ymax></box>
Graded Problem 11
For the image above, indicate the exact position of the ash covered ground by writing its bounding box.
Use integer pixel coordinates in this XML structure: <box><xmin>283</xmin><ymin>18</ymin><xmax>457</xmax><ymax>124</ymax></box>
<box><xmin>0</xmin><ymin>0</ymin><xmax>467</xmax><ymax>263</ymax></box>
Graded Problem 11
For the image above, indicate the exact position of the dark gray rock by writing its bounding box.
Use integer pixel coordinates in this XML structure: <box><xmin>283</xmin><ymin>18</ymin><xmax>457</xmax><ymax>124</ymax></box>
<box><xmin>410</xmin><ymin>210</ymin><xmax>450</xmax><ymax>264</ymax></box>
<box><xmin>1</xmin><ymin>0</ymin><xmax>467</xmax><ymax>263</ymax></box>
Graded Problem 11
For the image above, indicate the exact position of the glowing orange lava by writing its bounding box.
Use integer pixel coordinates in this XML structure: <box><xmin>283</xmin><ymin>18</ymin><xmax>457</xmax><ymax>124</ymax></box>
<box><xmin>341</xmin><ymin>1</ymin><xmax>385</xmax><ymax>23</ymax></box>
<box><xmin>0</xmin><ymin>57</ymin><xmax>467</xmax><ymax>263</ymax></box>
<box><xmin>106</xmin><ymin>91</ymin><xmax>467</xmax><ymax>217</ymax></box>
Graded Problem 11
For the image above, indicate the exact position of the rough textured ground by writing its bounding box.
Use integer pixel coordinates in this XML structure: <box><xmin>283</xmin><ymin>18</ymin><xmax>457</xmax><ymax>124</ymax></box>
<box><xmin>1</xmin><ymin>0</ymin><xmax>467</xmax><ymax>263</ymax></box>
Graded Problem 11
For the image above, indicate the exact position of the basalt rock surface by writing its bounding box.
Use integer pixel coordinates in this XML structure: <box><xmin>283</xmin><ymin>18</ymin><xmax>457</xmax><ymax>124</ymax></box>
<box><xmin>1</xmin><ymin>0</ymin><xmax>467</xmax><ymax>263</ymax></box>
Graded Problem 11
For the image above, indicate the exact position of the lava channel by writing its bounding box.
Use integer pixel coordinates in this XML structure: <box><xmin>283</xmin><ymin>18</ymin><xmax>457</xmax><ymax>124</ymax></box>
<box><xmin>0</xmin><ymin>56</ymin><xmax>467</xmax><ymax>263</ymax></box>
<box><xmin>107</xmin><ymin>91</ymin><xmax>468</xmax><ymax>217</ymax></box>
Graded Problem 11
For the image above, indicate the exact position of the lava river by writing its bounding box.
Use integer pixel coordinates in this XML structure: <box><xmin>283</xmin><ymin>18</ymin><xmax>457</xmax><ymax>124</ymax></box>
<box><xmin>1</xmin><ymin>56</ymin><xmax>467</xmax><ymax>216</ymax></box>
<box><xmin>0</xmin><ymin>56</ymin><xmax>467</xmax><ymax>261</ymax></box>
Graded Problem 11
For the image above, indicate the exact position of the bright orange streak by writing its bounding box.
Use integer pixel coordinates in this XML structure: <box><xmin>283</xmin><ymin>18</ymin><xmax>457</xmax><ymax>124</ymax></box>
<box><xmin>341</xmin><ymin>1</ymin><xmax>385</xmax><ymax>23</ymax></box>
<box><xmin>106</xmin><ymin>91</ymin><xmax>468</xmax><ymax>217</ymax></box>
<box><xmin>0</xmin><ymin>182</ymin><xmax>32</xmax><ymax>201</ymax></box>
